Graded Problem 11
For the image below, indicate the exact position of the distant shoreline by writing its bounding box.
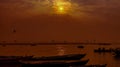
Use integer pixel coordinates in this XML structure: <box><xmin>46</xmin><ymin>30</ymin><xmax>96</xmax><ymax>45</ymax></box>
<box><xmin>0</xmin><ymin>42</ymin><xmax>112</xmax><ymax>45</ymax></box>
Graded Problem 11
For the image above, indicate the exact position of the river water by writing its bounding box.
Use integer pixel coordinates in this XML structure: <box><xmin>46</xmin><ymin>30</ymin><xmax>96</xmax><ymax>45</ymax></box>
<box><xmin>0</xmin><ymin>44</ymin><xmax>120</xmax><ymax>67</ymax></box>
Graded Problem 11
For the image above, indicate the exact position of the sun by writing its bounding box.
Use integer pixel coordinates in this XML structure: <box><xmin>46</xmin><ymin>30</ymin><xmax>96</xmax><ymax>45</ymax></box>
<box><xmin>59</xmin><ymin>6</ymin><xmax>64</xmax><ymax>11</ymax></box>
<box><xmin>57</xmin><ymin>6</ymin><xmax>65</xmax><ymax>13</ymax></box>
<box><xmin>53</xmin><ymin>0</ymin><xmax>72</xmax><ymax>14</ymax></box>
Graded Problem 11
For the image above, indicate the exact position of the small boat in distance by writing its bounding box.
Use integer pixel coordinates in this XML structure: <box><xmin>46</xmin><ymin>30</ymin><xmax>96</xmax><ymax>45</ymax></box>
<box><xmin>113</xmin><ymin>48</ymin><xmax>120</xmax><ymax>58</ymax></box>
<box><xmin>94</xmin><ymin>48</ymin><xmax>113</xmax><ymax>53</ymax></box>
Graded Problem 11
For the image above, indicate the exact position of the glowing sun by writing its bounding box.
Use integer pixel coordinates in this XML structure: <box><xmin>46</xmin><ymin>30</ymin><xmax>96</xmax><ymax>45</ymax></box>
<box><xmin>53</xmin><ymin>0</ymin><xmax>72</xmax><ymax>14</ymax></box>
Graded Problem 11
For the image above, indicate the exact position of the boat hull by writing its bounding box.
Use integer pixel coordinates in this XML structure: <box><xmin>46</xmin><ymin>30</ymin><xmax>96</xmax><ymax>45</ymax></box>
<box><xmin>21</xmin><ymin>59</ymin><xmax>89</xmax><ymax>67</ymax></box>
<box><xmin>24</xmin><ymin>54</ymin><xmax>86</xmax><ymax>61</ymax></box>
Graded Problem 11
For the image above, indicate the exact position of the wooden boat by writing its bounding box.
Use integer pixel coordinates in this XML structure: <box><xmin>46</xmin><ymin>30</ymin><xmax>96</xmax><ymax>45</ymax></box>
<box><xmin>0</xmin><ymin>54</ymin><xmax>86</xmax><ymax>62</ymax></box>
<box><xmin>0</xmin><ymin>59</ymin><xmax>21</xmax><ymax>67</ymax></box>
<box><xmin>23</xmin><ymin>54</ymin><xmax>86</xmax><ymax>61</ymax></box>
<box><xmin>0</xmin><ymin>56</ymin><xmax>33</xmax><ymax>59</ymax></box>
<box><xmin>0</xmin><ymin>56</ymin><xmax>33</xmax><ymax>61</ymax></box>
<box><xmin>21</xmin><ymin>59</ymin><xmax>89</xmax><ymax>67</ymax></box>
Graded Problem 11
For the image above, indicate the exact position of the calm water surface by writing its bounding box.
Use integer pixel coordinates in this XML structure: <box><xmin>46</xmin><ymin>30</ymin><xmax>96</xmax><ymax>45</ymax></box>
<box><xmin>0</xmin><ymin>44</ymin><xmax>120</xmax><ymax>67</ymax></box>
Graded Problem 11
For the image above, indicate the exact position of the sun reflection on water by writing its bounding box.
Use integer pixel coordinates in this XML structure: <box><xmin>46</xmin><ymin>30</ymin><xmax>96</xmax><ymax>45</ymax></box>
<box><xmin>56</xmin><ymin>45</ymin><xmax>65</xmax><ymax>56</ymax></box>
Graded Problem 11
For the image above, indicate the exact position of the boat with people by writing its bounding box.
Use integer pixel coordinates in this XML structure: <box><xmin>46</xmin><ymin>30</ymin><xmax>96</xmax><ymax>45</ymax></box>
<box><xmin>112</xmin><ymin>48</ymin><xmax>120</xmax><ymax>58</ymax></box>
<box><xmin>21</xmin><ymin>59</ymin><xmax>89</xmax><ymax>67</ymax></box>
<box><xmin>94</xmin><ymin>48</ymin><xmax>113</xmax><ymax>53</ymax></box>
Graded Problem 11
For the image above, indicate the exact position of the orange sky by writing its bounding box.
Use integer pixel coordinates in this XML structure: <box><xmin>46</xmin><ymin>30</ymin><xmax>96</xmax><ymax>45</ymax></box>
<box><xmin>0</xmin><ymin>0</ymin><xmax>120</xmax><ymax>43</ymax></box>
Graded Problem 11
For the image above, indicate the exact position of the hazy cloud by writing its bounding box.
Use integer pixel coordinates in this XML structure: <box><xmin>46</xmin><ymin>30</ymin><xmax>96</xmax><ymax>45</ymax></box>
<box><xmin>0</xmin><ymin>0</ymin><xmax>120</xmax><ymax>42</ymax></box>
